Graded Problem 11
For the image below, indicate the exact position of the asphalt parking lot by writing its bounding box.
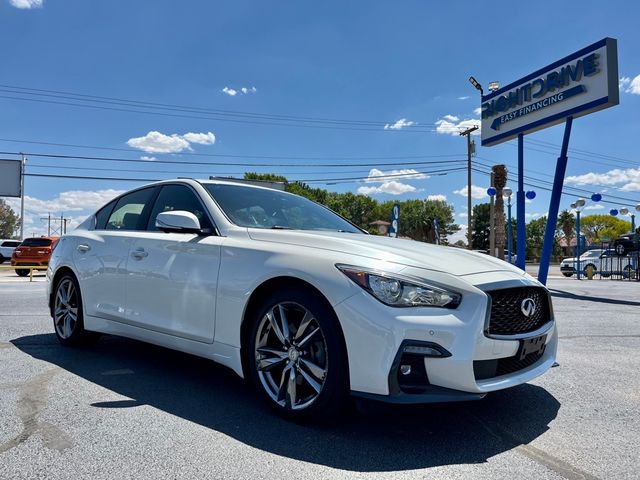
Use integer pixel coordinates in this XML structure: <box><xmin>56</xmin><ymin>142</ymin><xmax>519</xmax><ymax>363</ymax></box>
<box><xmin>1</xmin><ymin>269</ymin><xmax>638</xmax><ymax>479</ymax></box>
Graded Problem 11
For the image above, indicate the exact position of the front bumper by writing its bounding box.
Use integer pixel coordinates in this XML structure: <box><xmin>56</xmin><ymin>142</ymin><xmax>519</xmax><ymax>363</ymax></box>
<box><xmin>335</xmin><ymin>270</ymin><xmax>556</xmax><ymax>401</ymax></box>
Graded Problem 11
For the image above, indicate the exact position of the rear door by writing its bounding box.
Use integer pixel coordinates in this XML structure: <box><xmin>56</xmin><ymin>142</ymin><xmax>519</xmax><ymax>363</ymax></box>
<box><xmin>73</xmin><ymin>186</ymin><xmax>159</xmax><ymax>321</ymax></box>
<box><xmin>125</xmin><ymin>183</ymin><xmax>222</xmax><ymax>343</ymax></box>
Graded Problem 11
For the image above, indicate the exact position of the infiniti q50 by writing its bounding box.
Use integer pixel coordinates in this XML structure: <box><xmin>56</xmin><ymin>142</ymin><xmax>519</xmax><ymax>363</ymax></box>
<box><xmin>47</xmin><ymin>179</ymin><xmax>557</xmax><ymax>420</ymax></box>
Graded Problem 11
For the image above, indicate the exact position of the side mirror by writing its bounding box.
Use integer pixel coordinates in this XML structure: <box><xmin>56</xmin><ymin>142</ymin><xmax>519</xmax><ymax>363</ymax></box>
<box><xmin>155</xmin><ymin>211</ymin><xmax>202</xmax><ymax>234</ymax></box>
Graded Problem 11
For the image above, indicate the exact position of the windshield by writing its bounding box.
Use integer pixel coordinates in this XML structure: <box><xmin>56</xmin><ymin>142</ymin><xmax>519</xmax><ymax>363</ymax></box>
<box><xmin>581</xmin><ymin>250</ymin><xmax>600</xmax><ymax>258</ymax></box>
<box><xmin>205</xmin><ymin>183</ymin><xmax>362</xmax><ymax>233</ymax></box>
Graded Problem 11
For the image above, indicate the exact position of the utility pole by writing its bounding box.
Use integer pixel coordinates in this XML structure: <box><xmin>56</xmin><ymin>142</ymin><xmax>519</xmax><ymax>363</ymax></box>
<box><xmin>460</xmin><ymin>125</ymin><xmax>479</xmax><ymax>249</ymax></box>
<box><xmin>19</xmin><ymin>153</ymin><xmax>26</xmax><ymax>240</ymax></box>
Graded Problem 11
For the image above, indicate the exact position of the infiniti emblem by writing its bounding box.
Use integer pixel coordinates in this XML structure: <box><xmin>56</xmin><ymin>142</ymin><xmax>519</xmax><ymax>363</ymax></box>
<box><xmin>521</xmin><ymin>298</ymin><xmax>536</xmax><ymax>317</ymax></box>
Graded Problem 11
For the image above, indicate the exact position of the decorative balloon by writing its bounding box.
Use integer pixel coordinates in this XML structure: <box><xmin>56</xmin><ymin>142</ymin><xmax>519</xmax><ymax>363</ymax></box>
<box><xmin>487</xmin><ymin>187</ymin><xmax>497</xmax><ymax>196</ymax></box>
<box><xmin>591</xmin><ymin>193</ymin><xmax>602</xmax><ymax>202</ymax></box>
<box><xmin>610</xmin><ymin>209</ymin><xmax>618</xmax><ymax>217</ymax></box>
<box><xmin>525</xmin><ymin>190</ymin><xmax>536</xmax><ymax>200</ymax></box>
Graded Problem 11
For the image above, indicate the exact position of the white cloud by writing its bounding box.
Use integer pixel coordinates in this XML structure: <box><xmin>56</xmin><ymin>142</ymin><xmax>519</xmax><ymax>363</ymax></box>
<box><xmin>358</xmin><ymin>181</ymin><xmax>416</xmax><ymax>196</ymax></box>
<box><xmin>384</xmin><ymin>118</ymin><xmax>415</xmax><ymax>130</ymax></box>
<box><xmin>457</xmin><ymin>212</ymin><xmax>468</xmax><ymax>218</ymax></box>
<box><xmin>426</xmin><ymin>194</ymin><xmax>447</xmax><ymax>202</ymax></box>
<box><xmin>473</xmin><ymin>107</ymin><xmax>482</xmax><ymax>116</ymax></box>
<box><xmin>565</xmin><ymin>167</ymin><xmax>640</xmax><ymax>192</ymax></box>
<box><xmin>3</xmin><ymin>189</ymin><xmax>125</xmax><ymax>237</ymax></box>
<box><xmin>435</xmin><ymin>115</ymin><xmax>480</xmax><ymax>136</ymax></box>
<box><xmin>181</xmin><ymin>132</ymin><xmax>216</xmax><ymax>145</ymax></box>
<box><xmin>9</xmin><ymin>0</ymin><xmax>43</xmax><ymax>8</ymax></box>
<box><xmin>223</xmin><ymin>86</ymin><xmax>256</xmax><ymax>96</ymax></box>
<box><xmin>140</xmin><ymin>156</ymin><xmax>157</xmax><ymax>161</ymax></box>
<box><xmin>458</xmin><ymin>96</ymin><xmax>470</xmax><ymax>100</ymax></box>
<box><xmin>453</xmin><ymin>184</ymin><xmax>487</xmax><ymax>199</ymax></box>
<box><xmin>364</xmin><ymin>168</ymin><xmax>428</xmax><ymax>183</ymax></box>
<box><xmin>525</xmin><ymin>212</ymin><xmax>543</xmax><ymax>219</ymax></box>
<box><xmin>585</xmin><ymin>204</ymin><xmax>604</xmax><ymax>210</ymax></box>
<box><xmin>620</xmin><ymin>74</ymin><xmax>640</xmax><ymax>95</ymax></box>
<box><xmin>127</xmin><ymin>130</ymin><xmax>216</xmax><ymax>153</ymax></box>
<box><xmin>448</xmin><ymin>224</ymin><xmax>467</xmax><ymax>245</ymax></box>
<box><xmin>127</xmin><ymin>131</ymin><xmax>191</xmax><ymax>153</ymax></box>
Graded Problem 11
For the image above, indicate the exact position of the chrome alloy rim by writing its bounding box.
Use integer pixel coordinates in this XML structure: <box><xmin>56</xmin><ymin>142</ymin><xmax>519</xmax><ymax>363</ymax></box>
<box><xmin>254</xmin><ymin>302</ymin><xmax>328</xmax><ymax>410</ymax></box>
<box><xmin>54</xmin><ymin>279</ymin><xmax>79</xmax><ymax>339</ymax></box>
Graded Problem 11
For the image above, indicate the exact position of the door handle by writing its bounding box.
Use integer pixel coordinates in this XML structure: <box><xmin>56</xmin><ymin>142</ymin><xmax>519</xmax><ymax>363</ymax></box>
<box><xmin>131</xmin><ymin>248</ymin><xmax>148</xmax><ymax>260</ymax></box>
<box><xmin>77</xmin><ymin>244</ymin><xmax>91</xmax><ymax>253</ymax></box>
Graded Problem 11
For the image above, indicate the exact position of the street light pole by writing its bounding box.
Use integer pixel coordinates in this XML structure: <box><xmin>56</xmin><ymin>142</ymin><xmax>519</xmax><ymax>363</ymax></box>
<box><xmin>19</xmin><ymin>153</ymin><xmax>26</xmax><ymax>240</ymax></box>
<box><xmin>571</xmin><ymin>198</ymin><xmax>586</xmax><ymax>280</ymax></box>
<box><xmin>460</xmin><ymin>125</ymin><xmax>478</xmax><ymax>250</ymax></box>
<box><xmin>504</xmin><ymin>188</ymin><xmax>513</xmax><ymax>264</ymax></box>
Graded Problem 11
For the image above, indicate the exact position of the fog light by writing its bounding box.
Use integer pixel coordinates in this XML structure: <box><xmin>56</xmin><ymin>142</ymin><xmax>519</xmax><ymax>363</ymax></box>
<box><xmin>403</xmin><ymin>345</ymin><xmax>446</xmax><ymax>357</ymax></box>
<box><xmin>400</xmin><ymin>365</ymin><xmax>412</xmax><ymax>376</ymax></box>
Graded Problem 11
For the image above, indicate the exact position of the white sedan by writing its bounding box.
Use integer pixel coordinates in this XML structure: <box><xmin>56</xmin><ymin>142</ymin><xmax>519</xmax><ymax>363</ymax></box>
<box><xmin>47</xmin><ymin>179</ymin><xmax>557</xmax><ymax>420</ymax></box>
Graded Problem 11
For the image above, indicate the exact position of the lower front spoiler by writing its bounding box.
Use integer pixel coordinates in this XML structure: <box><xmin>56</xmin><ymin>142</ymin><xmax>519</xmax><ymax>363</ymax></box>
<box><xmin>351</xmin><ymin>386</ymin><xmax>486</xmax><ymax>405</ymax></box>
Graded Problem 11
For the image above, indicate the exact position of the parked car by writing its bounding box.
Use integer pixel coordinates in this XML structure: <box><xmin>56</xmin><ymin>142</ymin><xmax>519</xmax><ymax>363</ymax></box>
<box><xmin>612</xmin><ymin>232</ymin><xmax>639</xmax><ymax>255</ymax></box>
<box><xmin>47</xmin><ymin>179</ymin><xmax>557</xmax><ymax>420</ymax></box>
<box><xmin>11</xmin><ymin>236</ymin><xmax>59</xmax><ymax>276</ymax></box>
<box><xmin>559</xmin><ymin>248</ymin><xmax>634</xmax><ymax>277</ymax></box>
<box><xmin>0</xmin><ymin>239</ymin><xmax>21</xmax><ymax>264</ymax></box>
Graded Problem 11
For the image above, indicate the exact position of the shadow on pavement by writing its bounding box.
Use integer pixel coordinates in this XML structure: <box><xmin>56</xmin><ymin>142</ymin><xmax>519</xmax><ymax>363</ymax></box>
<box><xmin>550</xmin><ymin>288</ymin><xmax>640</xmax><ymax>307</ymax></box>
<box><xmin>12</xmin><ymin>333</ymin><xmax>560</xmax><ymax>472</ymax></box>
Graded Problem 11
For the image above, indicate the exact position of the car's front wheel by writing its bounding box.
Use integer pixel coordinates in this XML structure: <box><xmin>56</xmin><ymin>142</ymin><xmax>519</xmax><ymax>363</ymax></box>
<box><xmin>52</xmin><ymin>273</ymin><xmax>99</xmax><ymax>346</ymax></box>
<box><xmin>247</xmin><ymin>287</ymin><xmax>348</xmax><ymax>421</ymax></box>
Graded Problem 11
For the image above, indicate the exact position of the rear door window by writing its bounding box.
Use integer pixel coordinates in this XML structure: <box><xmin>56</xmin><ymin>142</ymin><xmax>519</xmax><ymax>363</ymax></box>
<box><xmin>106</xmin><ymin>187</ymin><xmax>157</xmax><ymax>231</ymax></box>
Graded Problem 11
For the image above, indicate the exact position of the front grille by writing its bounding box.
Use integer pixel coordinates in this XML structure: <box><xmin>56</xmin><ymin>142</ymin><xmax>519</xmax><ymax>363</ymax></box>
<box><xmin>486</xmin><ymin>287</ymin><xmax>550</xmax><ymax>336</ymax></box>
<box><xmin>474</xmin><ymin>350</ymin><xmax>545</xmax><ymax>380</ymax></box>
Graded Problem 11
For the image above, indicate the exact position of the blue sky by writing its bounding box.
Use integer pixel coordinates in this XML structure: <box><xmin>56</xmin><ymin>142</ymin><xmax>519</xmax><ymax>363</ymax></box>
<box><xmin>1</xmin><ymin>0</ymin><xmax>639</xmax><ymax>240</ymax></box>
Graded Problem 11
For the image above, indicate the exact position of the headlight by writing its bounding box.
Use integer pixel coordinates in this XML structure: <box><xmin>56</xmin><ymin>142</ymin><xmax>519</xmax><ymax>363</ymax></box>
<box><xmin>337</xmin><ymin>265</ymin><xmax>461</xmax><ymax>308</ymax></box>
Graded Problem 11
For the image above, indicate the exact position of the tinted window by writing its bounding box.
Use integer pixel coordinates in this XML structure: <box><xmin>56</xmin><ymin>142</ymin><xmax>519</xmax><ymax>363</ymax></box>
<box><xmin>95</xmin><ymin>199</ymin><xmax>117</xmax><ymax>230</ymax></box>
<box><xmin>106</xmin><ymin>188</ymin><xmax>156</xmax><ymax>231</ymax></box>
<box><xmin>20</xmin><ymin>238</ymin><xmax>53</xmax><ymax>247</ymax></box>
<box><xmin>205</xmin><ymin>183</ymin><xmax>362</xmax><ymax>233</ymax></box>
<box><xmin>147</xmin><ymin>184</ymin><xmax>213</xmax><ymax>231</ymax></box>
<box><xmin>1</xmin><ymin>241</ymin><xmax>20</xmax><ymax>247</ymax></box>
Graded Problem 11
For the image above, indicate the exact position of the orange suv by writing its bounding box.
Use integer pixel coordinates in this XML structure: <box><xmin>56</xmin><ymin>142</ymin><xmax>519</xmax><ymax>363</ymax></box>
<box><xmin>11</xmin><ymin>236</ymin><xmax>59</xmax><ymax>277</ymax></box>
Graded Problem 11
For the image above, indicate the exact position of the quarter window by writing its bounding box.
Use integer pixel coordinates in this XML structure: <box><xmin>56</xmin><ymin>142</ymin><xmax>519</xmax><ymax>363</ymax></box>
<box><xmin>146</xmin><ymin>184</ymin><xmax>213</xmax><ymax>231</ymax></box>
<box><xmin>106</xmin><ymin>188</ymin><xmax>157</xmax><ymax>231</ymax></box>
<box><xmin>94</xmin><ymin>199</ymin><xmax>117</xmax><ymax>230</ymax></box>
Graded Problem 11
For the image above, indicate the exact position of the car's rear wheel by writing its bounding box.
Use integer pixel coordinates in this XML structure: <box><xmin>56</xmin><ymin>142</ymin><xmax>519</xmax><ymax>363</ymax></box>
<box><xmin>562</xmin><ymin>272</ymin><xmax>573</xmax><ymax>277</ymax></box>
<box><xmin>0</xmin><ymin>255</ymin><xmax>5</xmax><ymax>264</ymax></box>
<box><xmin>52</xmin><ymin>274</ymin><xmax>99</xmax><ymax>346</ymax></box>
<box><xmin>247</xmin><ymin>287</ymin><xmax>348</xmax><ymax>421</ymax></box>
<box><xmin>15</xmin><ymin>269</ymin><xmax>29</xmax><ymax>277</ymax></box>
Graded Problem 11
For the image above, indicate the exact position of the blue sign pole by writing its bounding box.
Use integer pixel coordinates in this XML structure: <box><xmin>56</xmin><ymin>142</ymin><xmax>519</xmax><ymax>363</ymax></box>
<box><xmin>538</xmin><ymin>116</ymin><xmax>574</xmax><ymax>285</ymax></box>
<box><xmin>516</xmin><ymin>134</ymin><xmax>526</xmax><ymax>270</ymax></box>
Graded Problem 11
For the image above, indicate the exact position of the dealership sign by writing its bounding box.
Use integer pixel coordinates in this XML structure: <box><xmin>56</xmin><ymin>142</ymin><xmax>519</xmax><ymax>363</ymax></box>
<box><xmin>0</xmin><ymin>159</ymin><xmax>22</xmax><ymax>197</ymax></box>
<box><xmin>481</xmin><ymin>38</ymin><xmax>618</xmax><ymax>146</ymax></box>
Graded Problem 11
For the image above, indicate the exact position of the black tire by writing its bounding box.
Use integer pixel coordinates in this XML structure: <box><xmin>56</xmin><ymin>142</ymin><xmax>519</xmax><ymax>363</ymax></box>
<box><xmin>52</xmin><ymin>273</ymin><xmax>100</xmax><ymax>346</ymax></box>
<box><xmin>562</xmin><ymin>272</ymin><xmax>573</xmax><ymax>278</ymax></box>
<box><xmin>0</xmin><ymin>255</ymin><xmax>5</xmax><ymax>264</ymax></box>
<box><xmin>247</xmin><ymin>286</ymin><xmax>349</xmax><ymax>421</ymax></box>
<box><xmin>16</xmin><ymin>269</ymin><xmax>29</xmax><ymax>277</ymax></box>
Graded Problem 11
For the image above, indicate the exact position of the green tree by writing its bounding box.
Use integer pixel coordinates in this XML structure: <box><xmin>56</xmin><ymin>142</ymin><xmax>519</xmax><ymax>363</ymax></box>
<box><xmin>557</xmin><ymin>210</ymin><xmax>575</xmax><ymax>244</ymax></box>
<box><xmin>580</xmin><ymin>214</ymin><xmax>631</xmax><ymax>243</ymax></box>
<box><xmin>472</xmin><ymin>203</ymin><xmax>490</xmax><ymax>250</ymax></box>
<box><xmin>0</xmin><ymin>199</ymin><xmax>19</xmax><ymax>239</ymax></box>
<box><xmin>526</xmin><ymin>216</ymin><xmax>547</xmax><ymax>259</ymax></box>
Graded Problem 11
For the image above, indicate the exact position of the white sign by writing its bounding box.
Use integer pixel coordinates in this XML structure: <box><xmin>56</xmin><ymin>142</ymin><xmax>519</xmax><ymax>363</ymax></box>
<box><xmin>481</xmin><ymin>38</ymin><xmax>618</xmax><ymax>147</ymax></box>
<box><xmin>0</xmin><ymin>160</ymin><xmax>22</xmax><ymax>197</ymax></box>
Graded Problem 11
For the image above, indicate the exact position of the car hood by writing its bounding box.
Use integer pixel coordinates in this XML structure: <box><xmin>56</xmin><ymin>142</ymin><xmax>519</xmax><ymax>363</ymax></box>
<box><xmin>247</xmin><ymin>229</ymin><xmax>525</xmax><ymax>277</ymax></box>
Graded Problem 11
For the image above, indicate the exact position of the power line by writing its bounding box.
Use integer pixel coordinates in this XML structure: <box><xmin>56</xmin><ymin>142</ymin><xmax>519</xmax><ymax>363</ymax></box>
<box><xmin>0</xmin><ymin>151</ymin><xmax>467</xmax><ymax>168</ymax></box>
<box><xmin>0</xmin><ymin>137</ymin><xmax>463</xmax><ymax>161</ymax></box>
